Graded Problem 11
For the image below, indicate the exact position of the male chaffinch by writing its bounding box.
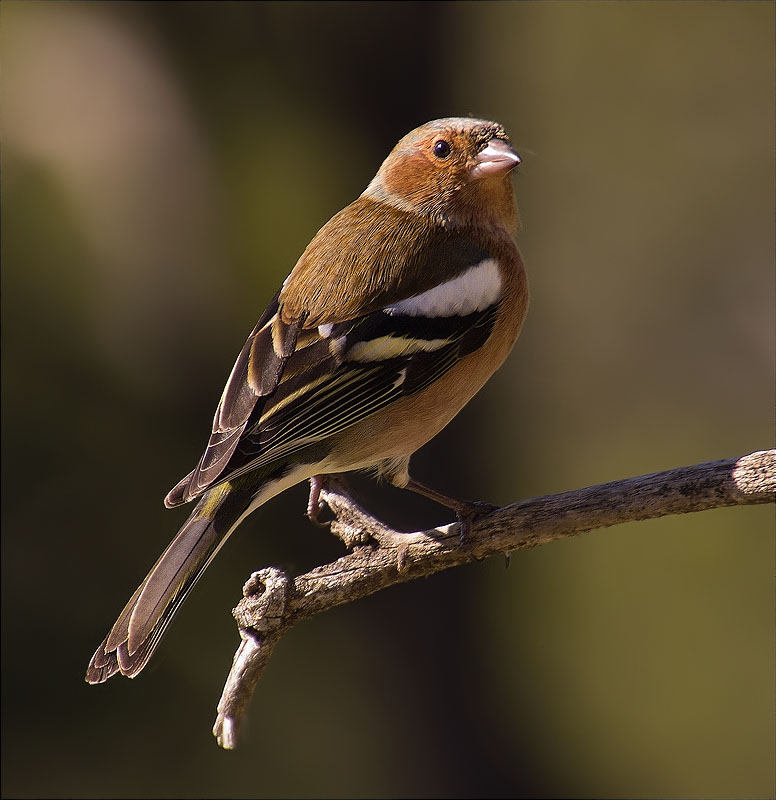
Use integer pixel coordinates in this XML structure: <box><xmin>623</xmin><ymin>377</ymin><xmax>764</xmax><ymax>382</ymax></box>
<box><xmin>86</xmin><ymin>117</ymin><xmax>529</xmax><ymax>683</ymax></box>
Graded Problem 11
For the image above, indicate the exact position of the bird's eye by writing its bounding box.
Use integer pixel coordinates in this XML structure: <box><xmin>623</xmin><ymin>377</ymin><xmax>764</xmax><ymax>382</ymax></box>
<box><xmin>432</xmin><ymin>139</ymin><xmax>451</xmax><ymax>158</ymax></box>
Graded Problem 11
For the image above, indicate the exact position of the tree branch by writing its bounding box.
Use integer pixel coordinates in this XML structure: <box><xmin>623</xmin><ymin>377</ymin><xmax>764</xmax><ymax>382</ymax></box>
<box><xmin>213</xmin><ymin>449</ymin><xmax>775</xmax><ymax>749</ymax></box>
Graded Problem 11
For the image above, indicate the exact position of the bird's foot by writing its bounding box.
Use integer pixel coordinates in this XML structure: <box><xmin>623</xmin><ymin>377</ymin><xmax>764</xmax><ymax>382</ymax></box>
<box><xmin>306</xmin><ymin>474</ymin><xmax>352</xmax><ymax>527</ymax></box>
<box><xmin>454</xmin><ymin>500</ymin><xmax>499</xmax><ymax>545</ymax></box>
<box><xmin>306</xmin><ymin>475</ymin><xmax>331</xmax><ymax>526</ymax></box>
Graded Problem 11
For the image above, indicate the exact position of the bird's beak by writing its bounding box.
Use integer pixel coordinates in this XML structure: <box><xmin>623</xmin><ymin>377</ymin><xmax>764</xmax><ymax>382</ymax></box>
<box><xmin>469</xmin><ymin>139</ymin><xmax>521</xmax><ymax>181</ymax></box>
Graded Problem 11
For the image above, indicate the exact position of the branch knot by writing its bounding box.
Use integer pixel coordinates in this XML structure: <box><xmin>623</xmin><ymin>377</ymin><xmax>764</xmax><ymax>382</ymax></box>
<box><xmin>236</xmin><ymin>567</ymin><xmax>289</xmax><ymax>633</ymax></box>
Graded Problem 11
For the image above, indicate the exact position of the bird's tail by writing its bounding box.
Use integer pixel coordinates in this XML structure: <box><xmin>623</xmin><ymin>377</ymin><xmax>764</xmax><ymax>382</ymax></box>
<box><xmin>85</xmin><ymin>462</ymin><xmax>305</xmax><ymax>683</ymax></box>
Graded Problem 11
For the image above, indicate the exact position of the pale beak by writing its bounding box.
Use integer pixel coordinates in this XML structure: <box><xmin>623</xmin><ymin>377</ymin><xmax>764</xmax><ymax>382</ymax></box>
<box><xmin>470</xmin><ymin>139</ymin><xmax>521</xmax><ymax>180</ymax></box>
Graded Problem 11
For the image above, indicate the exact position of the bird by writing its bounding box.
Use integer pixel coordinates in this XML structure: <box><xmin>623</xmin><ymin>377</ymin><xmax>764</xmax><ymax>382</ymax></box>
<box><xmin>86</xmin><ymin>116</ymin><xmax>529</xmax><ymax>683</ymax></box>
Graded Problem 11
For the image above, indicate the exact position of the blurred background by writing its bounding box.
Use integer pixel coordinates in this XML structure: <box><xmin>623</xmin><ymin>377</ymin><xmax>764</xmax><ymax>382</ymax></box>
<box><xmin>2</xmin><ymin>2</ymin><xmax>773</xmax><ymax>797</ymax></box>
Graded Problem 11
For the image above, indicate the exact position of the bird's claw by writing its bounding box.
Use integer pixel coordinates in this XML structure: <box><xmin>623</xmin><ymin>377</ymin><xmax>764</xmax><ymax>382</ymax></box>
<box><xmin>307</xmin><ymin>504</ymin><xmax>332</xmax><ymax>528</ymax></box>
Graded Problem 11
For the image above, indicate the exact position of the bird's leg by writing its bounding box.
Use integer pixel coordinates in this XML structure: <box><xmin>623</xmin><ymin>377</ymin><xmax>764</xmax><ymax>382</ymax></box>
<box><xmin>307</xmin><ymin>475</ymin><xmax>329</xmax><ymax>526</ymax></box>
<box><xmin>403</xmin><ymin>478</ymin><xmax>498</xmax><ymax>543</ymax></box>
<box><xmin>306</xmin><ymin>473</ymin><xmax>351</xmax><ymax>526</ymax></box>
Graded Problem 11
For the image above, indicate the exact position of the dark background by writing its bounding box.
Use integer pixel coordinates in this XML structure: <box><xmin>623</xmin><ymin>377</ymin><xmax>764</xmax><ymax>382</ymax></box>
<box><xmin>2</xmin><ymin>2</ymin><xmax>773</xmax><ymax>797</ymax></box>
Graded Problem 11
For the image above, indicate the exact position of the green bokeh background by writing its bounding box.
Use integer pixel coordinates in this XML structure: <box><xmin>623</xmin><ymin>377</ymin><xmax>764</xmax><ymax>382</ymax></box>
<box><xmin>2</xmin><ymin>2</ymin><xmax>773</xmax><ymax>797</ymax></box>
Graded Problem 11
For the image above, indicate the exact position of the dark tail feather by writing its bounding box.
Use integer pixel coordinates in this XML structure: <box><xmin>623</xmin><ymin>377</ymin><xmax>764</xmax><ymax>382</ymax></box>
<box><xmin>85</xmin><ymin>483</ymin><xmax>251</xmax><ymax>683</ymax></box>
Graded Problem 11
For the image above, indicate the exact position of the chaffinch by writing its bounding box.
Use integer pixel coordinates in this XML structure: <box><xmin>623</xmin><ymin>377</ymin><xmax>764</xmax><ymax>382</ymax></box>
<box><xmin>86</xmin><ymin>117</ymin><xmax>529</xmax><ymax>683</ymax></box>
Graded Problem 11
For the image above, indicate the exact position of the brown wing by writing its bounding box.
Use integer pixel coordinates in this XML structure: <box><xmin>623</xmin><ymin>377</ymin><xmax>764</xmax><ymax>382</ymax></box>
<box><xmin>167</xmin><ymin>300</ymin><xmax>499</xmax><ymax>503</ymax></box>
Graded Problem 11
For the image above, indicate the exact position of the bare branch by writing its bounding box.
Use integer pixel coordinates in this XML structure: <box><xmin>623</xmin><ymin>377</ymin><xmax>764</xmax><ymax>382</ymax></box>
<box><xmin>213</xmin><ymin>449</ymin><xmax>775</xmax><ymax>748</ymax></box>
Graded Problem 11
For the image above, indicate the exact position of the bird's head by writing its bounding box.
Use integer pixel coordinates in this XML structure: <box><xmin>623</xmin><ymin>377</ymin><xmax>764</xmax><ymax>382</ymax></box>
<box><xmin>364</xmin><ymin>117</ymin><xmax>521</xmax><ymax>232</ymax></box>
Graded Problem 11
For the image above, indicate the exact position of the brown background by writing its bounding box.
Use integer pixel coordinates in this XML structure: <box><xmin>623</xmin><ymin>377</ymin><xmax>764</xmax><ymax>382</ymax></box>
<box><xmin>2</xmin><ymin>2</ymin><xmax>773</xmax><ymax>797</ymax></box>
